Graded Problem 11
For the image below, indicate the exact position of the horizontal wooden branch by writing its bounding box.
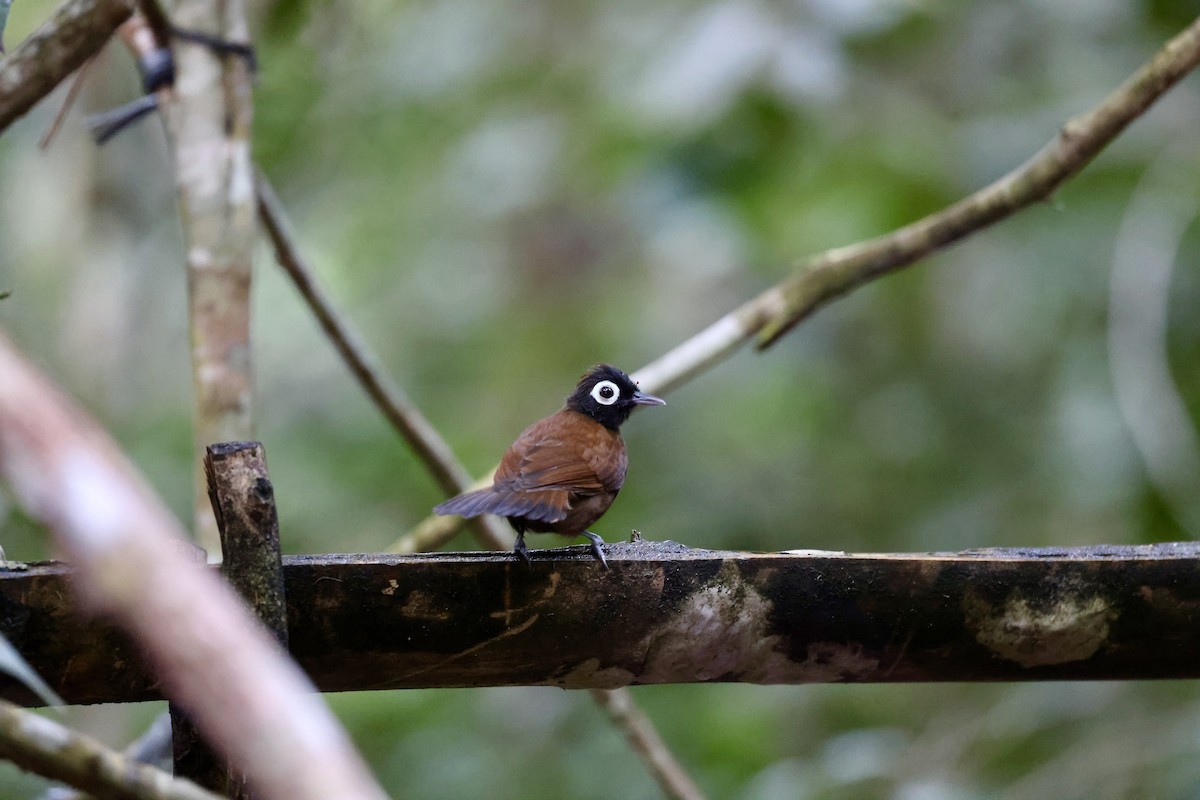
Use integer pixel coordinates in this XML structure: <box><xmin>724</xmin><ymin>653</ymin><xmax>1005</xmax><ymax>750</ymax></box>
<box><xmin>2</xmin><ymin>540</ymin><xmax>1199</xmax><ymax>705</ymax></box>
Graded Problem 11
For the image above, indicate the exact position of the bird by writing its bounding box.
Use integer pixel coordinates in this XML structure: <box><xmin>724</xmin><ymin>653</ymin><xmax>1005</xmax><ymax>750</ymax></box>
<box><xmin>433</xmin><ymin>364</ymin><xmax>665</xmax><ymax>569</ymax></box>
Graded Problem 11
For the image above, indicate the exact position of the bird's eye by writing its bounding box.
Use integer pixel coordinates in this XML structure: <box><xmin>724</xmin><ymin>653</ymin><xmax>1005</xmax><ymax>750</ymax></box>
<box><xmin>590</xmin><ymin>380</ymin><xmax>620</xmax><ymax>406</ymax></box>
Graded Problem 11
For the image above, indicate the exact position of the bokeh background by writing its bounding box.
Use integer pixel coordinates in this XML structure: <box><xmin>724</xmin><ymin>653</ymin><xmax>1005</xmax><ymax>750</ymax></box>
<box><xmin>3</xmin><ymin>1</ymin><xmax>1200</xmax><ymax>797</ymax></box>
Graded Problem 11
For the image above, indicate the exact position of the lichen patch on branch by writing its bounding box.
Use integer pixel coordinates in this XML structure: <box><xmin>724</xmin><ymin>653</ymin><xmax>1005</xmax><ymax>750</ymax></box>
<box><xmin>964</xmin><ymin>588</ymin><xmax>1114</xmax><ymax>668</ymax></box>
<box><xmin>638</xmin><ymin>561</ymin><xmax>790</xmax><ymax>683</ymax></box>
<box><xmin>794</xmin><ymin>642</ymin><xmax>881</xmax><ymax>683</ymax></box>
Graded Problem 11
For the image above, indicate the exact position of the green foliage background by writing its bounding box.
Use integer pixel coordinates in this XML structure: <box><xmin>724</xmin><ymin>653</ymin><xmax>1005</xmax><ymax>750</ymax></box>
<box><xmin>2</xmin><ymin>1</ymin><xmax>1200</xmax><ymax>797</ymax></box>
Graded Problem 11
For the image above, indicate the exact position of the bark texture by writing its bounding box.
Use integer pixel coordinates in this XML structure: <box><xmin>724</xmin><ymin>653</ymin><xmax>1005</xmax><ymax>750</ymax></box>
<box><xmin>2</xmin><ymin>540</ymin><xmax>1199</xmax><ymax>704</ymax></box>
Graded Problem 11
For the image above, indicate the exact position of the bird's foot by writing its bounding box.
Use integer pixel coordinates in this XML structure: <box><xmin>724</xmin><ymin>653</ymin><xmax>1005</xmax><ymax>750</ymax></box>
<box><xmin>513</xmin><ymin>533</ymin><xmax>532</xmax><ymax>570</ymax></box>
<box><xmin>582</xmin><ymin>531</ymin><xmax>609</xmax><ymax>571</ymax></box>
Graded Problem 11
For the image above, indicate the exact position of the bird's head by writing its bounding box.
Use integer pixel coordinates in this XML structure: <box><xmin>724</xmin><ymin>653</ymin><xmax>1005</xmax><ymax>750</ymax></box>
<box><xmin>566</xmin><ymin>364</ymin><xmax>665</xmax><ymax>430</ymax></box>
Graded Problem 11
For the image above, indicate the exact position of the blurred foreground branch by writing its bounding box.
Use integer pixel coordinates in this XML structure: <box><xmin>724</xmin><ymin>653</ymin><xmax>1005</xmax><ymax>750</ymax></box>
<box><xmin>6</xmin><ymin>541</ymin><xmax>1200</xmax><ymax>703</ymax></box>
<box><xmin>0</xmin><ymin>0</ymin><xmax>133</xmax><ymax>133</ymax></box>
<box><xmin>0</xmin><ymin>698</ymin><xmax>218</xmax><ymax>800</ymax></box>
<box><xmin>0</xmin><ymin>329</ymin><xmax>387</xmax><ymax>800</ymax></box>
<box><xmin>395</xmin><ymin>13</ymin><xmax>1200</xmax><ymax>551</ymax></box>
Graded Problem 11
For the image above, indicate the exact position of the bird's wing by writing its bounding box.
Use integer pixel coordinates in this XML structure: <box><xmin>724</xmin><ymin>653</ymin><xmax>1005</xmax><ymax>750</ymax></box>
<box><xmin>435</xmin><ymin>411</ymin><xmax>628</xmax><ymax>526</ymax></box>
<box><xmin>495</xmin><ymin>411</ymin><xmax>628</xmax><ymax>495</ymax></box>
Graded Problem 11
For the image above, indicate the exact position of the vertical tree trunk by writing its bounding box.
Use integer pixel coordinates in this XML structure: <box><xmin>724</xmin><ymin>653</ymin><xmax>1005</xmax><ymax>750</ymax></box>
<box><xmin>162</xmin><ymin>0</ymin><xmax>257</xmax><ymax>557</ymax></box>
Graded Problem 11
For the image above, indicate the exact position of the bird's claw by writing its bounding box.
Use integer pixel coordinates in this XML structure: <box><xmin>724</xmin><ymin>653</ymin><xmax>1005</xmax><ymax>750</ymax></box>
<box><xmin>582</xmin><ymin>531</ymin><xmax>609</xmax><ymax>571</ymax></box>
<box><xmin>513</xmin><ymin>532</ymin><xmax>532</xmax><ymax>571</ymax></box>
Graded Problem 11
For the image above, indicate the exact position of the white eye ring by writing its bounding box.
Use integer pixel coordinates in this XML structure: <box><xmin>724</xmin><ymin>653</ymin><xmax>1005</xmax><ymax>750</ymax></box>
<box><xmin>590</xmin><ymin>380</ymin><xmax>621</xmax><ymax>406</ymax></box>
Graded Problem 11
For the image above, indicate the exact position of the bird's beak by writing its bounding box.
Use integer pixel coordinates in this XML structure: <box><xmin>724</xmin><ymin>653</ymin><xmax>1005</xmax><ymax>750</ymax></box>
<box><xmin>631</xmin><ymin>390</ymin><xmax>666</xmax><ymax>406</ymax></box>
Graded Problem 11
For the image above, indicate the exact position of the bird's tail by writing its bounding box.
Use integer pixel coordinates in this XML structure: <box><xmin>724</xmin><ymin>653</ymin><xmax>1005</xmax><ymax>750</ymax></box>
<box><xmin>433</xmin><ymin>488</ymin><xmax>503</xmax><ymax>519</ymax></box>
<box><xmin>433</xmin><ymin>487</ymin><xmax>565</xmax><ymax>523</ymax></box>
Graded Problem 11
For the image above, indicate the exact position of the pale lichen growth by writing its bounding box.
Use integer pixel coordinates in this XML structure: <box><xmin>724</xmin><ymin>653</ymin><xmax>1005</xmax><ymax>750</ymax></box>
<box><xmin>964</xmin><ymin>587</ymin><xmax>1114</xmax><ymax>668</ymax></box>
<box><xmin>398</xmin><ymin>589</ymin><xmax>453</xmax><ymax>621</ymax></box>
<box><xmin>637</xmin><ymin>561</ymin><xmax>793</xmax><ymax>683</ymax></box>
<box><xmin>792</xmin><ymin>641</ymin><xmax>881</xmax><ymax>682</ymax></box>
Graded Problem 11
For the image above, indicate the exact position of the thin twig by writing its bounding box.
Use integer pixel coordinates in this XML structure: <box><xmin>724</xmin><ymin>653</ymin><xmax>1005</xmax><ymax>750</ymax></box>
<box><xmin>0</xmin><ymin>699</ymin><xmax>218</xmax><ymax>800</ymax></box>
<box><xmin>256</xmin><ymin>172</ymin><xmax>474</xmax><ymax>498</ymax></box>
<box><xmin>37</xmin><ymin>55</ymin><xmax>94</xmax><ymax>150</ymax></box>
<box><xmin>0</xmin><ymin>0</ymin><xmax>11</xmax><ymax>54</ymax></box>
<box><xmin>86</xmin><ymin>15</ymin><xmax>168</xmax><ymax>144</ymax></box>
<box><xmin>133</xmin><ymin>0</ymin><xmax>171</xmax><ymax>47</ymax></box>
<box><xmin>124</xmin><ymin>712</ymin><xmax>174</xmax><ymax>768</ymax></box>
<box><xmin>390</xmin><ymin>12</ymin><xmax>1200</xmax><ymax>551</ymax></box>
<box><xmin>0</xmin><ymin>0</ymin><xmax>133</xmax><ymax>134</ymax></box>
<box><xmin>255</xmin><ymin>169</ymin><xmax>511</xmax><ymax>548</ymax></box>
<box><xmin>0</xmin><ymin>631</ymin><xmax>62</xmax><ymax>708</ymax></box>
<box><xmin>589</xmin><ymin>689</ymin><xmax>706</xmax><ymax>800</ymax></box>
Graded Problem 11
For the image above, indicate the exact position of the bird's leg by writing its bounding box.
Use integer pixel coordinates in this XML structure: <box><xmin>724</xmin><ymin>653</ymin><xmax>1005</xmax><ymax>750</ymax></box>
<box><xmin>513</xmin><ymin>531</ymin><xmax>532</xmax><ymax>568</ymax></box>
<box><xmin>581</xmin><ymin>531</ymin><xmax>609</xmax><ymax>570</ymax></box>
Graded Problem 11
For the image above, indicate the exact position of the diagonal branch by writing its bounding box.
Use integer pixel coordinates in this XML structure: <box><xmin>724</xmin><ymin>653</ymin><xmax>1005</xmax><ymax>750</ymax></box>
<box><xmin>751</xmin><ymin>13</ymin><xmax>1200</xmax><ymax>348</ymax></box>
<box><xmin>0</xmin><ymin>0</ymin><xmax>133</xmax><ymax>134</ymax></box>
<box><xmin>257</xmin><ymin>171</ymin><xmax>477</xmax><ymax>500</ymax></box>
<box><xmin>589</xmin><ymin>688</ymin><xmax>706</xmax><ymax>800</ymax></box>
<box><xmin>388</xmin><ymin>507</ymin><xmax>480</xmax><ymax>554</ymax></box>
<box><xmin>256</xmin><ymin>170</ymin><xmax>512</xmax><ymax>550</ymax></box>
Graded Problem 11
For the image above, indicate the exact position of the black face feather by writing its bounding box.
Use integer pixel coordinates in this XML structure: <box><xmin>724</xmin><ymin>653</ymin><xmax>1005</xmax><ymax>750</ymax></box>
<box><xmin>566</xmin><ymin>364</ymin><xmax>665</xmax><ymax>430</ymax></box>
